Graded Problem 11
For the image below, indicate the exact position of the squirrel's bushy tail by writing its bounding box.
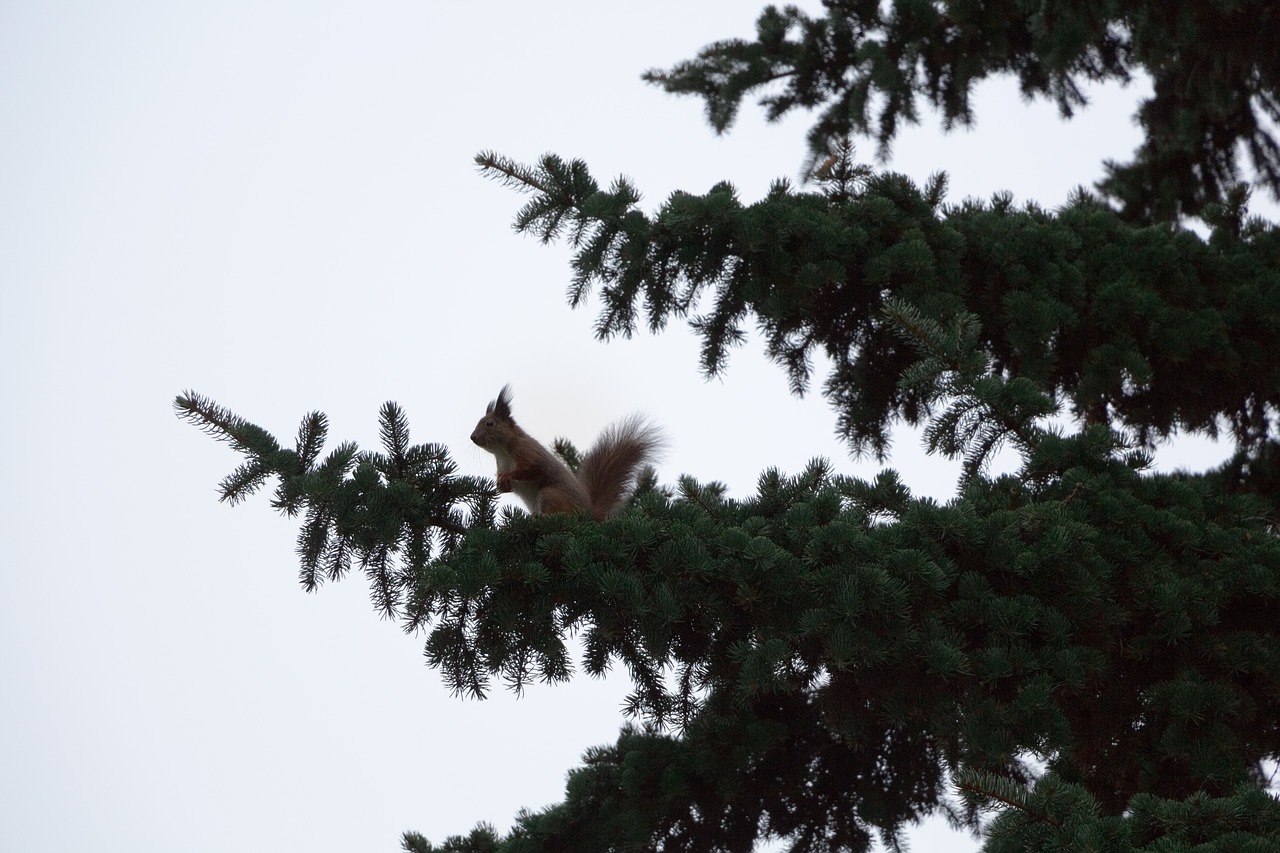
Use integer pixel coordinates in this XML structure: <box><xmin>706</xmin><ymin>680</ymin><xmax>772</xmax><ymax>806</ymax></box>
<box><xmin>579</xmin><ymin>415</ymin><xmax>664</xmax><ymax>521</ymax></box>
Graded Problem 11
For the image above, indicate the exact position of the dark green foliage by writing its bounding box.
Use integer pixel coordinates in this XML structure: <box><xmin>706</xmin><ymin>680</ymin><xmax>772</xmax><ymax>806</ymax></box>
<box><xmin>402</xmin><ymin>824</ymin><xmax>499</xmax><ymax>853</ymax></box>
<box><xmin>644</xmin><ymin>1</ymin><xmax>1280</xmax><ymax>222</ymax></box>
<box><xmin>177</xmin><ymin>367</ymin><xmax>1280</xmax><ymax>849</ymax></box>
<box><xmin>177</xmin><ymin>4</ymin><xmax>1280</xmax><ymax>850</ymax></box>
<box><xmin>960</xmin><ymin>769</ymin><xmax>1280</xmax><ymax>852</ymax></box>
<box><xmin>175</xmin><ymin>392</ymin><xmax>494</xmax><ymax>614</ymax></box>
<box><xmin>476</xmin><ymin>147</ymin><xmax>1280</xmax><ymax>486</ymax></box>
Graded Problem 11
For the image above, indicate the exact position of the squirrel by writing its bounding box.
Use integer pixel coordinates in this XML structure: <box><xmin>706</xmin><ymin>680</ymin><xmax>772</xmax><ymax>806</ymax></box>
<box><xmin>470</xmin><ymin>385</ymin><xmax>663</xmax><ymax>521</ymax></box>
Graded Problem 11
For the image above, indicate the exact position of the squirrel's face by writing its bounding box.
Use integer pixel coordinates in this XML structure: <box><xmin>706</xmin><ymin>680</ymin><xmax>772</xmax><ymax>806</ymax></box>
<box><xmin>470</xmin><ymin>416</ymin><xmax>497</xmax><ymax>450</ymax></box>
<box><xmin>472</xmin><ymin>388</ymin><xmax>513</xmax><ymax>453</ymax></box>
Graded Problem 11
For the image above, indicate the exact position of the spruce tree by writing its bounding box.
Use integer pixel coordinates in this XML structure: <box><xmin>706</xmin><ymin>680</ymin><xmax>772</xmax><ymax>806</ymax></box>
<box><xmin>177</xmin><ymin>2</ymin><xmax>1280</xmax><ymax>850</ymax></box>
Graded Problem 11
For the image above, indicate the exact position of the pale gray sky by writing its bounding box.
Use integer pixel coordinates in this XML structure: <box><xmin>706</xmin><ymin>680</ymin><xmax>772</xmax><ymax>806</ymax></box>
<box><xmin>2</xmin><ymin>2</ymin><xmax>1268</xmax><ymax>851</ymax></box>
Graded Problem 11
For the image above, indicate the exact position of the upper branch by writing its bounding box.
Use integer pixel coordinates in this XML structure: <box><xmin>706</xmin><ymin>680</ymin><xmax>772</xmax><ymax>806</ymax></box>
<box><xmin>646</xmin><ymin>1</ymin><xmax>1280</xmax><ymax>221</ymax></box>
<box><xmin>479</xmin><ymin>151</ymin><xmax>1280</xmax><ymax>475</ymax></box>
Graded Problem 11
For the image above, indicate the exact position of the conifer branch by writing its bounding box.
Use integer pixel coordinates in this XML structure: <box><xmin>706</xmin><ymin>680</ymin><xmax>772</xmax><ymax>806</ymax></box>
<box><xmin>480</xmin><ymin>148</ymin><xmax>1280</xmax><ymax>464</ymax></box>
<box><xmin>174</xmin><ymin>390</ymin><xmax>271</xmax><ymax>454</ymax></box>
<box><xmin>474</xmin><ymin>150</ymin><xmax>554</xmax><ymax>195</ymax></box>
<box><xmin>646</xmin><ymin>1</ymin><xmax>1280</xmax><ymax>219</ymax></box>
<box><xmin>176</xmin><ymin>392</ymin><xmax>485</xmax><ymax>609</ymax></box>
<box><xmin>379</xmin><ymin>401</ymin><xmax>411</xmax><ymax>475</ymax></box>
<box><xmin>217</xmin><ymin>460</ymin><xmax>270</xmax><ymax>505</ymax></box>
<box><xmin>882</xmin><ymin>299</ymin><xmax>1057</xmax><ymax>481</ymax></box>
<box><xmin>294</xmin><ymin>412</ymin><xmax>327</xmax><ymax>469</ymax></box>
<box><xmin>954</xmin><ymin>769</ymin><xmax>1055</xmax><ymax>825</ymax></box>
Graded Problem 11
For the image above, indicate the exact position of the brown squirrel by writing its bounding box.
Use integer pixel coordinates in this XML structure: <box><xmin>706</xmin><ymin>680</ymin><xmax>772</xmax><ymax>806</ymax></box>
<box><xmin>470</xmin><ymin>385</ymin><xmax>663</xmax><ymax>521</ymax></box>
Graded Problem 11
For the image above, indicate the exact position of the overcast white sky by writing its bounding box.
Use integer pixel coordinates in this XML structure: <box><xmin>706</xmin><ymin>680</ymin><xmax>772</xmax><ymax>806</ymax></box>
<box><xmin>3</xmin><ymin>2</ymin><xmax>1275</xmax><ymax>852</ymax></box>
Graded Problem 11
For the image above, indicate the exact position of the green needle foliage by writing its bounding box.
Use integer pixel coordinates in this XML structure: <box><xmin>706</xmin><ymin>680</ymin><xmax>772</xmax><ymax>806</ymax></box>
<box><xmin>644</xmin><ymin>1</ymin><xmax>1280</xmax><ymax>223</ymax></box>
<box><xmin>177</xmin><ymin>3</ymin><xmax>1280</xmax><ymax>851</ymax></box>
<box><xmin>475</xmin><ymin>143</ymin><xmax>1280</xmax><ymax>480</ymax></box>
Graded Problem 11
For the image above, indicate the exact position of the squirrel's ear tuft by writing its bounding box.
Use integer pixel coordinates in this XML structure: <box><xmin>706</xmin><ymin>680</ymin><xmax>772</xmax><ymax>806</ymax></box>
<box><xmin>490</xmin><ymin>384</ymin><xmax>513</xmax><ymax>418</ymax></box>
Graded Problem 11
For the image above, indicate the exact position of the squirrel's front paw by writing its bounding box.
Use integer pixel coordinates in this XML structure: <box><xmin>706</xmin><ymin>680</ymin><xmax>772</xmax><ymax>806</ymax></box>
<box><xmin>496</xmin><ymin>472</ymin><xmax>513</xmax><ymax>492</ymax></box>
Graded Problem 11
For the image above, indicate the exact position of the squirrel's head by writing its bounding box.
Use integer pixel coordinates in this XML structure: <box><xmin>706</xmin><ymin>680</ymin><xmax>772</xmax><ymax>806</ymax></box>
<box><xmin>470</xmin><ymin>384</ymin><xmax>515</xmax><ymax>449</ymax></box>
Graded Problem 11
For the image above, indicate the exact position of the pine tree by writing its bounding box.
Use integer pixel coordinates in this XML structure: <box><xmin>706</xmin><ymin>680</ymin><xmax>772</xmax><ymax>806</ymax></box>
<box><xmin>177</xmin><ymin>2</ymin><xmax>1280</xmax><ymax>850</ymax></box>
